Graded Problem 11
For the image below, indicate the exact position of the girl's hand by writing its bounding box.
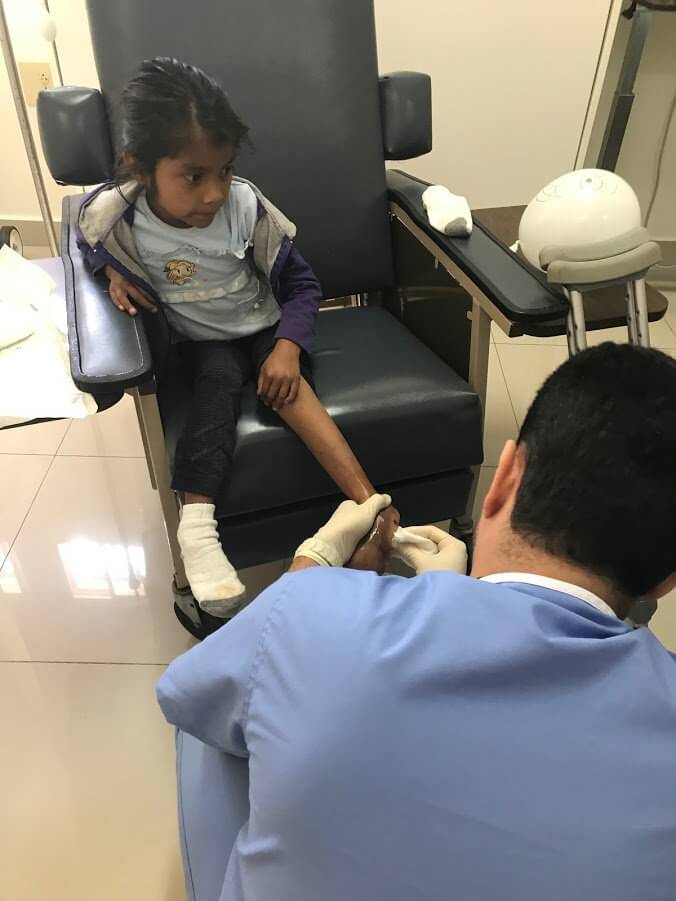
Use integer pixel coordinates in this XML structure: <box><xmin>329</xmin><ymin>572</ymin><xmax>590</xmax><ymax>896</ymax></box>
<box><xmin>258</xmin><ymin>339</ymin><xmax>301</xmax><ymax>411</ymax></box>
<box><xmin>105</xmin><ymin>265</ymin><xmax>157</xmax><ymax>316</ymax></box>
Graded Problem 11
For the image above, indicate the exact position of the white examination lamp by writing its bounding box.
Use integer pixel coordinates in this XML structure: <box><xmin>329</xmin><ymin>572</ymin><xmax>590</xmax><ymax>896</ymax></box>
<box><xmin>517</xmin><ymin>168</ymin><xmax>660</xmax><ymax>355</ymax></box>
<box><xmin>518</xmin><ymin>169</ymin><xmax>642</xmax><ymax>272</ymax></box>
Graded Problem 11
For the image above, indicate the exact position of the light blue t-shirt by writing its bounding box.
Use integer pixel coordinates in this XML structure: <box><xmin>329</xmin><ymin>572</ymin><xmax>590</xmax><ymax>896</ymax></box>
<box><xmin>157</xmin><ymin>569</ymin><xmax>676</xmax><ymax>901</ymax></box>
<box><xmin>132</xmin><ymin>182</ymin><xmax>279</xmax><ymax>341</ymax></box>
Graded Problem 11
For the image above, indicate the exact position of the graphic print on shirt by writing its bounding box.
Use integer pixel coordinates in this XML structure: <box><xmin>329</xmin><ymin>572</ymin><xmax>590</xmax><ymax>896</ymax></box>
<box><xmin>165</xmin><ymin>259</ymin><xmax>197</xmax><ymax>286</ymax></box>
<box><xmin>144</xmin><ymin>244</ymin><xmax>266</xmax><ymax>306</ymax></box>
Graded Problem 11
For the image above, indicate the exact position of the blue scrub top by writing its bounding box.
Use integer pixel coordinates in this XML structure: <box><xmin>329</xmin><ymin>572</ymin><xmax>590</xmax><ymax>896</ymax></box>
<box><xmin>157</xmin><ymin>569</ymin><xmax>676</xmax><ymax>901</ymax></box>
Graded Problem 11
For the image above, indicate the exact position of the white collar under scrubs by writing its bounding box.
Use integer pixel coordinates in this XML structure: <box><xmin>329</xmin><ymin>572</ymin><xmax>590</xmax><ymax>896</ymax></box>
<box><xmin>481</xmin><ymin>572</ymin><xmax>618</xmax><ymax>618</ymax></box>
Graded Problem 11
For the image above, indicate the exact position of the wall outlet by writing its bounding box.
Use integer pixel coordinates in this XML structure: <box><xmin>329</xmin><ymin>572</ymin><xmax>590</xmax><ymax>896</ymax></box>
<box><xmin>18</xmin><ymin>61</ymin><xmax>54</xmax><ymax>106</ymax></box>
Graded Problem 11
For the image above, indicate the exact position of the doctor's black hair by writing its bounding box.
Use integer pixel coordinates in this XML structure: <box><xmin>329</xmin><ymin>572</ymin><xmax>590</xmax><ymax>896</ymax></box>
<box><xmin>113</xmin><ymin>57</ymin><xmax>249</xmax><ymax>184</ymax></box>
<box><xmin>511</xmin><ymin>343</ymin><xmax>676</xmax><ymax>598</ymax></box>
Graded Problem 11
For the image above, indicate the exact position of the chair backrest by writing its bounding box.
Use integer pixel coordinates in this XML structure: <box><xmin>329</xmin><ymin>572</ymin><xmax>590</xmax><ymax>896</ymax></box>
<box><xmin>84</xmin><ymin>0</ymin><xmax>394</xmax><ymax>299</ymax></box>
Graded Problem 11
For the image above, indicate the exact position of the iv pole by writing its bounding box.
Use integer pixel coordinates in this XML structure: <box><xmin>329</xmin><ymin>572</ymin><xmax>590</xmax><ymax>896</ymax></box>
<box><xmin>0</xmin><ymin>0</ymin><xmax>58</xmax><ymax>255</ymax></box>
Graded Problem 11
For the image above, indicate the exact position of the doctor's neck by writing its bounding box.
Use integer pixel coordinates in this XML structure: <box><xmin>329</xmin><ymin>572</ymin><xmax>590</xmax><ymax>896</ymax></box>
<box><xmin>470</xmin><ymin>531</ymin><xmax>633</xmax><ymax>619</ymax></box>
<box><xmin>468</xmin><ymin>439</ymin><xmax>635</xmax><ymax>619</ymax></box>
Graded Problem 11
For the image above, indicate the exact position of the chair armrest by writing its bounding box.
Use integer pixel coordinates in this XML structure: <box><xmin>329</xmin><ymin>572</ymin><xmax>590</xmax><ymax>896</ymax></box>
<box><xmin>61</xmin><ymin>196</ymin><xmax>153</xmax><ymax>392</ymax></box>
<box><xmin>387</xmin><ymin>169</ymin><xmax>568</xmax><ymax>323</ymax></box>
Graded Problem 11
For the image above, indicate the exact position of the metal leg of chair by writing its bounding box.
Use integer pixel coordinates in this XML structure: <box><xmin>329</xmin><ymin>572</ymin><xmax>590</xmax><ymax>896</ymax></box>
<box><xmin>399</xmin><ymin>287</ymin><xmax>408</xmax><ymax>317</ymax></box>
<box><xmin>566</xmin><ymin>289</ymin><xmax>588</xmax><ymax>356</ymax></box>
<box><xmin>130</xmin><ymin>388</ymin><xmax>157</xmax><ymax>490</ymax></box>
<box><xmin>130</xmin><ymin>385</ymin><xmax>189</xmax><ymax>592</ymax></box>
<box><xmin>626</xmin><ymin>281</ymin><xmax>640</xmax><ymax>345</ymax></box>
<box><xmin>461</xmin><ymin>463</ymin><xmax>480</xmax><ymax>535</ymax></box>
<box><xmin>464</xmin><ymin>299</ymin><xmax>490</xmax><ymax>555</ymax></box>
<box><xmin>633</xmin><ymin>277</ymin><xmax>651</xmax><ymax>348</ymax></box>
<box><xmin>450</xmin><ymin>508</ymin><xmax>475</xmax><ymax>575</ymax></box>
<box><xmin>468</xmin><ymin>299</ymin><xmax>491</xmax><ymax>412</ymax></box>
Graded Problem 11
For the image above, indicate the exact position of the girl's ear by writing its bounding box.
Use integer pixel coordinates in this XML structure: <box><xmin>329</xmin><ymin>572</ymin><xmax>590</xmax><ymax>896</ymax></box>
<box><xmin>119</xmin><ymin>151</ymin><xmax>148</xmax><ymax>186</ymax></box>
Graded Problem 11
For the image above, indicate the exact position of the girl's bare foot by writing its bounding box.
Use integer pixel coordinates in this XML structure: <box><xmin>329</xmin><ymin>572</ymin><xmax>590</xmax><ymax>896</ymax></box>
<box><xmin>347</xmin><ymin>505</ymin><xmax>400</xmax><ymax>575</ymax></box>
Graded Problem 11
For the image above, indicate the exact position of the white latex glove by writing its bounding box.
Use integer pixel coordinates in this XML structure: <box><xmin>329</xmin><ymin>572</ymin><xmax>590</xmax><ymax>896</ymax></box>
<box><xmin>294</xmin><ymin>494</ymin><xmax>392</xmax><ymax>567</ymax></box>
<box><xmin>394</xmin><ymin>525</ymin><xmax>467</xmax><ymax>575</ymax></box>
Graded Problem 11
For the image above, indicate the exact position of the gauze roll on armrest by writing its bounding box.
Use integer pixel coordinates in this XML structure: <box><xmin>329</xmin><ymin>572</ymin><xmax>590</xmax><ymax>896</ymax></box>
<box><xmin>422</xmin><ymin>185</ymin><xmax>473</xmax><ymax>237</ymax></box>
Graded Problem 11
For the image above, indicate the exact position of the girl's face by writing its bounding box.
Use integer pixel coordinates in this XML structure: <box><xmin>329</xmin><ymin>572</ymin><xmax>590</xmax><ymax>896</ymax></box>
<box><xmin>146</xmin><ymin>136</ymin><xmax>236</xmax><ymax>229</ymax></box>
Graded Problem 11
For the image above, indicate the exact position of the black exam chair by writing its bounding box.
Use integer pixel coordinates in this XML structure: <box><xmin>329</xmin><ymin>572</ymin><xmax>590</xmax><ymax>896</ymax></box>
<box><xmin>37</xmin><ymin>0</ymin><xmax>566</xmax><ymax>634</ymax></box>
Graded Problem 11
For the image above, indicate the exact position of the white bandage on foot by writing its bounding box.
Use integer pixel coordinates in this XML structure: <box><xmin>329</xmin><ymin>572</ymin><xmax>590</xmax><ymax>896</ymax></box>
<box><xmin>422</xmin><ymin>185</ymin><xmax>473</xmax><ymax>237</ymax></box>
<box><xmin>177</xmin><ymin>503</ymin><xmax>246</xmax><ymax>616</ymax></box>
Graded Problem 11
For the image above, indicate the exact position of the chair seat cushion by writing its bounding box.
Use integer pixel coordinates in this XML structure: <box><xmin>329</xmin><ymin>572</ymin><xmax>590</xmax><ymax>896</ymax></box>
<box><xmin>161</xmin><ymin>306</ymin><xmax>483</xmax><ymax>516</ymax></box>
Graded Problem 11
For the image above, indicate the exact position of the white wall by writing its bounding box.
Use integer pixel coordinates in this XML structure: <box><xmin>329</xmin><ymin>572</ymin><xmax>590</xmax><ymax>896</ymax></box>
<box><xmin>614</xmin><ymin>13</ymin><xmax>676</xmax><ymax>240</ymax></box>
<box><xmin>583</xmin><ymin>11</ymin><xmax>676</xmax><ymax>241</ymax></box>
<box><xmin>0</xmin><ymin>67</ymin><xmax>40</xmax><ymax>221</ymax></box>
<box><xmin>1</xmin><ymin>0</ymin><xmax>67</xmax><ymax>222</ymax></box>
<box><xmin>47</xmin><ymin>0</ymin><xmax>98</xmax><ymax>87</ymax></box>
<box><xmin>0</xmin><ymin>0</ymin><xmax>97</xmax><ymax>227</ymax></box>
<box><xmin>3</xmin><ymin>0</ymin><xmax>615</xmax><ymax>223</ymax></box>
<box><xmin>375</xmin><ymin>0</ymin><xmax>615</xmax><ymax>208</ymax></box>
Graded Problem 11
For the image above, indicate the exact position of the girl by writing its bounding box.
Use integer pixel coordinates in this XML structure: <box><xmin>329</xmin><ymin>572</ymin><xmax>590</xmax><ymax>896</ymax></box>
<box><xmin>77</xmin><ymin>58</ymin><xmax>396</xmax><ymax>617</ymax></box>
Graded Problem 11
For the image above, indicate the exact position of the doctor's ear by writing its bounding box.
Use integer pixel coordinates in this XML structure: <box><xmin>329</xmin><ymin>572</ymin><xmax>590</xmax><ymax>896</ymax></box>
<box><xmin>482</xmin><ymin>440</ymin><xmax>525</xmax><ymax>519</ymax></box>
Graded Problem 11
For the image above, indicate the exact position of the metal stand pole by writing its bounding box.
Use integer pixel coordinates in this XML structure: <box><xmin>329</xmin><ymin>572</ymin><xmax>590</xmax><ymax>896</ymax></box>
<box><xmin>42</xmin><ymin>1</ymin><xmax>63</xmax><ymax>86</ymax></box>
<box><xmin>626</xmin><ymin>278</ymin><xmax>651</xmax><ymax>347</ymax></box>
<box><xmin>626</xmin><ymin>282</ymin><xmax>640</xmax><ymax>344</ymax></box>
<box><xmin>633</xmin><ymin>277</ymin><xmax>651</xmax><ymax>347</ymax></box>
<box><xmin>566</xmin><ymin>290</ymin><xmax>588</xmax><ymax>356</ymax></box>
<box><xmin>597</xmin><ymin>7</ymin><xmax>652</xmax><ymax>171</ymax></box>
<box><xmin>0</xmin><ymin>0</ymin><xmax>58</xmax><ymax>255</ymax></box>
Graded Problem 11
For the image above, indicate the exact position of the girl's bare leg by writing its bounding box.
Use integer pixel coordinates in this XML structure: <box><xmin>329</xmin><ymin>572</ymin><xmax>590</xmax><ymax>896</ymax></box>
<box><xmin>277</xmin><ymin>378</ymin><xmax>375</xmax><ymax>502</ymax></box>
<box><xmin>185</xmin><ymin>493</ymin><xmax>213</xmax><ymax>504</ymax></box>
<box><xmin>278</xmin><ymin>379</ymin><xmax>399</xmax><ymax>571</ymax></box>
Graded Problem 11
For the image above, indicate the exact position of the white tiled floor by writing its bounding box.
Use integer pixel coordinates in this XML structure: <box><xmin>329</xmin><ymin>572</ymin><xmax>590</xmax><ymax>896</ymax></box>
<box><xmin>0</xmin><ymin>662</ymin><xmax>184</xmax><ymax>901</ymax></box>
<box><xmin>0</xmin><ymin>456</ymin><xmax>193</xmax><ymax>665</ymax></box>
<box><xmin>58</xmin><ymin>394</ymin><xmax>146</xmax><ymax>458</ymax></box>
<box><xmin>494</xmin><ymin>344</ymin><xmax>569</xmax><ymax>426</ymax></box>
<box><xmin>0</xmin><ymin>417</ymin><xmax>69</xmax><ymax>454</ymax></box>
<box><xmin>0</xmin><ymin>454</ymin><xmax>52</xmax><ymax>568</ymax></box>
<box><xmin>1</xmin><ymin>290</ymin><xmax>675</xmax><ymax>899</ymax></box>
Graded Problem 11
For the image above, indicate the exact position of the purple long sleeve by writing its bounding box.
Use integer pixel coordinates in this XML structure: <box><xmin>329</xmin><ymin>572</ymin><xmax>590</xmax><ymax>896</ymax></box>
<box><xmin>76</xmin><ymin>229</ymin><xmax>107</xmax><ymax>274</ymax></box>
<box><xmin>272</xmin><ymin>240</ymin><xmax>322</xmax><ymax>354</ymax></box>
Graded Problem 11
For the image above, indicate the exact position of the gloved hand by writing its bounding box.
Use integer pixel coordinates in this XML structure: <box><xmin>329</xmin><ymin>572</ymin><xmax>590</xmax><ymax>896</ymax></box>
<box><xmin>294</xmin><ymin>494</ymin><xmax>392</xmax><ymax>568</ymax></box>
<box><xmin>393</xmin><ymin>525</ymin><xmax>468</xmax><ymax>575</ymax></box>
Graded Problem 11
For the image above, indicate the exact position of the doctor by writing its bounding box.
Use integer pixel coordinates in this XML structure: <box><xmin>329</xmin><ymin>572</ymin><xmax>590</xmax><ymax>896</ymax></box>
<box><xmin>158</xmin><ymin>343</ymin><xmax>676</xmax><ymax>901</ymax></box>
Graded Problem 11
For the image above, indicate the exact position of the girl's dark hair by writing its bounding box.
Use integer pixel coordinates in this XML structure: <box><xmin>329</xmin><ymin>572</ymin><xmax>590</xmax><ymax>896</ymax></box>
<box><xmin>114</xmin><ymin>57</ymin><xmax>249</xmax><ymax>183</ymax></box>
